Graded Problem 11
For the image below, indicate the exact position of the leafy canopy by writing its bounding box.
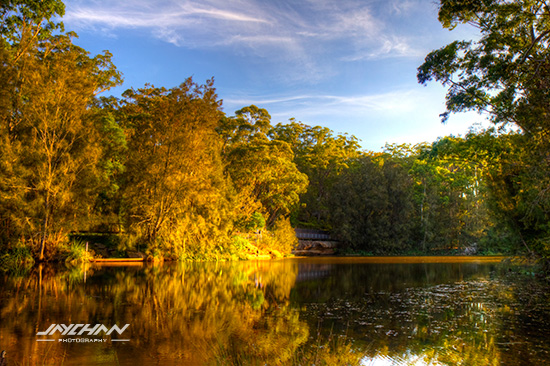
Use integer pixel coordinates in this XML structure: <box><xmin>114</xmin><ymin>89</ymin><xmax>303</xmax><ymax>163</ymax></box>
<box><xmin>417</xmin><ymin>0</ymin><xmax>550</xmax><ymax>135</ymax></box>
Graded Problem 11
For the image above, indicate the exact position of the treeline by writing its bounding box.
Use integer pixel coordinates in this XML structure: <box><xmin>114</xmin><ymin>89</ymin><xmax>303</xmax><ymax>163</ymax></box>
<box><xmin>1</xmin><ymin>0</ymin><xmax>549</xmax><ymax>262</ymax></box>
<box><xmin>273</xmin><ymin>126</ymin><xmax>545</xmax><ymax>256</ymax></box>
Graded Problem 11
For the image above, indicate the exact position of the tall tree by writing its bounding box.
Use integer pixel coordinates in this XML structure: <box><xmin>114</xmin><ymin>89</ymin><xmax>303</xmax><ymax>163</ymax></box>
<box><xmin>217</xmin><ymin>105</ymin><xmax>271</xmax><ymax>148</ymax></box>
<box><xmin>226</xmin><ymin>138</ymin><xmax>308</xmax><ymax>228</ymax></box>
<box><xmin>417</xmin><ymin>0</ymin><xmax>550</xmax><ymax>257</ymax></box>
<box><xmin>221</xmin><ymin>107</ymin><xmax>308</xmax><ymax>229</ymax></box>
<box><xmin>118</xmin><ymin>79</ymin><xmax>233</xmax><ymax>258</ymax></box>
<box><xmin>0</xmin><ymin>1</ymin><xmax>121</xmax><ymax>259</ymax></box>
<box><xmin>412</xmin><ymin>137</ymin><xmax>494</xmax><ymax>251</ymax></box>
<box><xmin>417</xmin><ymin>0</ymin><xmax>550</xmax><ymax>134</ymax></box>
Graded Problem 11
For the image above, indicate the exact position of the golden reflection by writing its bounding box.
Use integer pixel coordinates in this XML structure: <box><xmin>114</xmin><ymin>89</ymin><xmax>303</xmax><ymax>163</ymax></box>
<box><xmin>0</xmin><ymin>258</ymin><xmax>547</xmax><ymax>366</ymax></box>
<box><xmin>0</xmin><ymin>261</ymin><xmax>309</xmax><ymax>365</ymax></box>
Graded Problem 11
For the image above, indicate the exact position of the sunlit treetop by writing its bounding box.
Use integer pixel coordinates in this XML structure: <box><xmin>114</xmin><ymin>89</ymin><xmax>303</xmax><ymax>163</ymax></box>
<box><xmin>1</xmin><ymin>0</ymin><xmax>65</xmax><ymax>58</ymax></box>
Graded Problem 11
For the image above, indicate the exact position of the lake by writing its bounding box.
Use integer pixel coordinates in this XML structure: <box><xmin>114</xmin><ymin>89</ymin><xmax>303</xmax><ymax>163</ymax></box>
<box><xmin>0</xmin><ymin>257</ymin><xmax>549</xmax><ymax>365</ymax></box>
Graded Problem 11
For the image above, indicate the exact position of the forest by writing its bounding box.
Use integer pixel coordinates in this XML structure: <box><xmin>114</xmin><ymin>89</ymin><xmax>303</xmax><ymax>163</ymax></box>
<box><xmin>1</xmin><ymin>0</ymin><xmax>549</xmax><ymax>265</ymax></box>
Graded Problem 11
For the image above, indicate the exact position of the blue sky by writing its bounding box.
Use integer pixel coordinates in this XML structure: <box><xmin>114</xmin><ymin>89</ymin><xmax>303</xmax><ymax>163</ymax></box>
<box><xmin>62</xmin><ymin>0</ymin><xmax>488</xmax><ymax>151</ymax></box>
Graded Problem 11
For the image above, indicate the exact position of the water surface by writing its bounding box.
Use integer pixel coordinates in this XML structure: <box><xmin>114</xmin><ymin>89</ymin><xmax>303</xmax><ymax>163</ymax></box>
<box><xmin>0</xmin><ymin>257</ymin><xmax>548</xmax><ymax>365</ymax></box>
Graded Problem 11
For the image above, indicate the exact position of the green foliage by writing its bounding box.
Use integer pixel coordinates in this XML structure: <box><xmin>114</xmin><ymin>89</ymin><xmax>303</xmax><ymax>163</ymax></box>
<box><xmin>92</xmin><ymin>112</ymin><xmax>128</xmax><ymax>221</ymax></box>
<box><xmin>462</xmin><ymin>130</ymin><xmax>550</xmax><ymax>256</ymax></box>
<box><xmin>226</xmin><ymin>138</ymin><xmax>308</xmax><ymax>227</ymax></box>
<box><xmin>5</xmin><ymin>0</ymin><xmax>550</xmax><ymax>262</ymax></box>
<box><xmin>221</xmin><ymin>107</ymin><xmax>308</xmax><ymax>229</ymax></box>
<box><xmin>418</xmin><ymin>0</ymin><xmax>550</xmax><ymax>259</ymax></box>
<box><xmin>217</xmin><ymin>104</ymin><xmax>272</xmax><ymax>146</ymax></box>
<box><xmin>328</xmin><ymin>154</ymin><xmax>414</xmax><ymax>253</ymax></box>
<box><xmin>230</xmin><ymin>236</ymin><xmax>253</xmax><ymax>260</ymax></box>
<box><xmin>408</xmin><ymin>137</ymin><xmax>493</xmax><ymax>251</ymax></box>
<box><xmin>418</xmin><ymin>0</ymin><xmax>550</xmax><ymax>132</ymax></box>
<box><xmin>270</xmin><ymin>121</ymin><xmax>360</xmax><ymax>228</ymax></box>
<box><xmin>241</xmin><ymin>212</ymin><xmax>266</xmax><ymax>232</ymax></box>
<box><xmin>118</xmin><ymin>78</ymin><xmax>235</xmax><ymax>259</ymax></box>
<box><xmin>0</xmin><ymin>242</ymin><xmax>34</xmax><ymax>272</ymax></box>
<box><xmin>0</xmin><ymin>0</ymin><xmax>66</xmax><ymax>59</ymax></box>
<box><xmin>0</xmin><ymin>1</ymin><xmax>121</xmax><ymax>260</ymax></box>
<box><xmin>65</xmin><ymin>240</ymin><xmax>94</xmax><ymax>264</ymax></box>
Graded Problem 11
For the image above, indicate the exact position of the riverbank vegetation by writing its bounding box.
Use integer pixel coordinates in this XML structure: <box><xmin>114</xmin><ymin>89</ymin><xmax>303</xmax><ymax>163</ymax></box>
<box><xmin>1</xmin><ymin>0</ymin><xmax>549</xmax><ymax>265</ymax></box>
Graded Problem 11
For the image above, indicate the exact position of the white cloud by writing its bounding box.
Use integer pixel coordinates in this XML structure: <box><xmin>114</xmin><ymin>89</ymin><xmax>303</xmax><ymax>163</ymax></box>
<box><xmin>66</xmin><ymin>0</ymin><xmax>270</xmax><ymax>27</ymax></box>
<box><xmin>223</xmin><ymin>89</ymin><xmax>435</xmax><ymax>128</ymax></box>
<box><xmin>342</xmin><ymin>36</ymin><xmax>424</xmax><ymax>61</ymax></box>
<box><xmin>225</xmin><ymin>89</ymin><xmax>423</xmax><ymax>114</ymax></box>
<box><xmin>64</xmin><ymin>0</ymin><xmax>425</xmax><ymax>62</ymax></box>
<box><xmin>182</xmin><ymin>4</ymin><xmax>270</xmax><ymax>23</ymax></box>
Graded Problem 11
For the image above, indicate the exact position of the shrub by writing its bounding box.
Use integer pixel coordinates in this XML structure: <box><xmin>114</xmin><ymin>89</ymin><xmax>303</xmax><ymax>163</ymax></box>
<box><xmin>0</xmin><ymin>242</ymin><xmax>34</xmax><ymax>272</ymax></box>
<box><xmin>65</xmin><ymin>241</ymin><xmax>95</xmax><ymax>264</ymax></box>
<box><xmin>261</xmin><ymin>217</ymin><xmax>298</xmax><ymax>255</ymax></box>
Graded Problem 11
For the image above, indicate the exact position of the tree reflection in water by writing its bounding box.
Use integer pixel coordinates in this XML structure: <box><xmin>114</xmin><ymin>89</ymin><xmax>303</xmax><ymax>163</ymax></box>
<box><xmin>293</xmin><ymin>259</ymin><xmax>550</xmax><ymax>366</ymax></box>
<box><xmin>0</xmin><ymin>258</ymin><xmax>549</xmax><ymax>365</ymax></box>
<box><xmin>0</xmin><ymin>261</ymin><xmax>308</xmax><ymax>365</ymax></box>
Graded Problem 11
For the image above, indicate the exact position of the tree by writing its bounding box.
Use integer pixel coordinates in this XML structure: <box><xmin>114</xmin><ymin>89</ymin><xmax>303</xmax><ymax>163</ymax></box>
<box><xmin>410</xmin><ymin>137</ymin><xmax>495</xmax><ymax>251</ymax></box>
<box><xmin>328</xmin><ymin>154</ymin><xmax>414</xmax><ymax>253</ymax></box>
<box><xmin>449</xmin><ymin>130</ymin><xmax>548</xmax><ymax>254</ymax></box>
<box><xmin>88</xmin><ymin>100</ymin><xmax>129</xmax><ymax>230</ymax></box>
<box><xmin>270</xmin><ymin>121</ymin><xmax>360</xmax><ymax>228</ymax></box>
<box><xmin>418</xmin><ymin>0</ymin><xmax>550</xmax><ymax>258</ymax></box>
<box><xmin>0</xmin><ymin>1</ymin><xmax>121</xmax><ymax>259</ymax></box>
<box><xmin>221</xmin><ymin>107</ymin><xmax>308</xmax><ymax>229</ymax></box>
<box><xmin>226</xmin><ymin>138</ymin><xmax>308</xmax><ymax>228</ymax></box>
<box><xmin>0</xmin><ymin>0</ymin><xmax>66</xmax><ymax>63</ymax></box>
<box><xmin>118</xmin><ymin>79</ymin><xmax>233</xmax><ymax>258</ymax></box>
<box><xmin>417</xmin><ymin>0</ymin><xmax>550</xmax><ymax>134</ymax></box>
<box><xmin>217</xmin><ymin>105</ymin><xmax>271</xmax><ymax>148</ymax></box>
